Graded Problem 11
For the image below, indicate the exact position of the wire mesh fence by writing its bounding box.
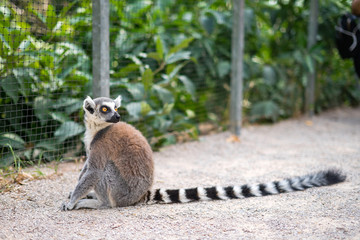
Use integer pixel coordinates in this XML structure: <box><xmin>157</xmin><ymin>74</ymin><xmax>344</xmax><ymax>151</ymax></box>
<box><xmin>110</xmin><ymin>0</ymin><xmax>232</xmax><ymax>144</ymax></box>
<box><xmin>0</xmin><ymin>0</ymin><xmax>232</xmax><ymax>167</ymax></box>
<box><xmin>1</xmin><ymin>0</ymin><xmax>358</xmax><ymax>168</ymax></box>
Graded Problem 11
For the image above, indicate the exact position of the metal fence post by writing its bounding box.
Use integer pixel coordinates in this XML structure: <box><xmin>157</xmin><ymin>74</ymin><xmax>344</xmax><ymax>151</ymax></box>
<box><xmin>92</xmin><ymin>0</ymin><xmax>110</xmax><ymax>98</ymax></box>
<box><xmin>305</xmin><ymin>0</ymin><xmax>319</xmax><ymax>117</ymax></box>
<box><xmin>230</xmin><ymin>0</ymin><xmax>245</xmax><ymax>136</ymax></box>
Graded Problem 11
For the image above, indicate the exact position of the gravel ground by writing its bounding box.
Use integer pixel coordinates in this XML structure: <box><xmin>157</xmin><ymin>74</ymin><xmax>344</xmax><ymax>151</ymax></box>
<box><xmin>0</xmin><ymin>107</ymin><xmax>359</xmax><ymax>240</ymax></box>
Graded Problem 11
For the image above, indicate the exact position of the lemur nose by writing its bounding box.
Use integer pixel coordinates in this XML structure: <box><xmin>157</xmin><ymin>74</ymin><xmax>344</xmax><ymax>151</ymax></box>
<box><xmin>115</xmin><ymin>113</ymin><xmax>120</xmax><ymax>119</ymax></box>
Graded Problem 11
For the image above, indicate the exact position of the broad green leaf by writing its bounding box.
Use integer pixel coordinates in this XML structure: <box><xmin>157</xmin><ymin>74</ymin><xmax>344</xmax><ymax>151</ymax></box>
<box><xmin>0</xmin><ymin>133</ymin><xmax>25</xmax><ymax>149</ymax></box>
<box><xmin>0</xmin><ymin>33</ymin><xmax>10</xmax><ymax>50</ymax></box>
<box><xmin>155</xmin><ymin>134</ymin><xmax>176</xmax><ymax>147</ymax></box>
<box><xmin>54</xmin><ymin>121</ymin><xmax>85</xmax><ymax>143</ymax></box>
<box><xmin>153</xmin><ymin>115</ymin><xmax>172</xmax><ymax>132</ymax></box>
<box><xmin>155</xmin><ymin>36</ymin><xmax>164</xmax><ymax>58</ymax></box>
<box><xmin>168</xmin><ymin>62</ymin><xmax>186</xmax><ymax>80</ymax></box>
<box><xmin>53</xmin><ymin>98</ymin><xmax>81</xmax><ymax>109</ymax></box>
<box><xmin>18</xmin><ymin>38</ymin><xmax>31</xmax><ymax>51</ymax></box>
<box><xmin>23</xmin><ymin>149</ymin><xmax>32</xmax><ymax>160</ymax></box>
<box><xmin>113</xmin><ymin>63</ymin><xmax>139</xmax><ymax>78</ymax></box>
<box><xmin>147</xmin><ymin>52</ymin><xmax>162</xmax><ymax>62</ymax></box>
<box><xmin>124</xmin><ymin>83</ymin><xmax>145</xmax><ymax>101</ymax></box>
<box><xmin>50</xmin><ymin>98</ymin><xmax>82</xmax><ymax>115</ymax></box>
<box><xmin>58</xmin><ymin>61</ymin><xmax>83</xmax><ymax>80</ymax></box>
<box><xmin>153</xmin><ymin>85</ymin><xmax>174</xmax><ymax>104</ymax></box>
<box><xmin>169</xmin><ymin>37</ymin><xmax>194</xmax><ymax>55</ymax></box>
<box><xmin>34</xmin><ymin>96</ymin><xmax>52</xmax><ymax>125</ymax></box>
<box><xmin>162</xmin><ymin>103</ymin><xmax>174</xmax><ymax>115</ymax></box>
<box><xmin>125</xmin><ymin>101</ymin><xmax>152</xmax><ymax>120</ymax></box>
<box><xmin>35</xmin><ymin>141</ymin><xmax>57</xmax><ymax>151</ymax></box>
<box><xmin>27</xmin><ymin>2</ymin><xmax>46</xmax><ymax>24</ymax></box>
<box><xmin>293</xmin><ymin>50</ymin><xmax>303</xmax><ymax>64</ymax></box>
<box><xmin>142</xmin><ymin>68</ymin><xmax>153</xmax><ymax>92</ymax></box>
<box><xmin>156</xmin><ymin>0</ymin><xmax>173</xmax><ymax>11</ymax></box>
<box><xmin>178</xmin><ymin>75</ymin><xmax>196</xmax><ymax>98</ymax></box>
<box><xmin>200</xmin><ymin>14</ymin><xmax>216</xmax><ymax>35</ymax></box>
<box><xmin>140</xmin><ymin>101</ymin><xmax>152</xmax><ymax>116</ymax></box>
<box><xmin>43</xmin><ymin>152</ymin><xmax>58</xmax><ymax>161</ymax></box>
<box><xmin>12</xmin><ymin>68</ymin><xmax>32</xmax><ymax>98</ymax></box>
<box><xmin>65</xmin><ymin>101</ymin><xmax>83</xmax><ymax>115</ymax></box>
<box><xmin>125</xmin><ymin>102</ymin><xmax>142</xmax><ymax>120</ymax></box>
<box><xmin>126</xmin><ymin>55</ymin><xmax>145</xmax><ymax>73</ymax></box>
<box><xmin>16</xmin><ymin>50</ymin><xmax>56</xmax><ymax>58</ymax></box>
<box><xmin>217</xmin><ymin>61</ymin><xmax>231</xmax><ymax>78</ymax></box>
<box><xmin>166</xmin><ymin>51</ymin><xmax>191</xmax><ymax>64</ymax></box>
<box><xmin>49</xmin><ymin>112</ymin><xmax>71</xmax><ymax>123</ymax></box>
<box><xmin>207</xmin><ymin>10</ymin><xmax>225</xmax><ymax>25</ymax></box>
<box><xmin>250</xmin><ymin>101</ymin><xmax>280</xmax><ymax>122</ymax></box>
<box><xmin>56</xmin><ymin>42</ymin><xmax>88</xmax><ymax>57</ymax></box>
<box><xmin>52</xmin><ymin>21</ymin><xmax>65</xmax><ymax>34</ymax></box>
<box><xmin>0</xmin><ymin>75</ymin><xmax>19</xmax><ymax>103</ymax></box>
<box><xmin>244</xmin><ymin>8</ymin><xmax>254</xmax><ymax>33</ymax></box>
<box><xmin>263</xmin><ymin>65</ymin><xmax>276</xmax><ymax>85</ymax></box>
<box><xmin>46</xmin><ymin>4</ymin><xmax>57</xmax><ymax>30</ymax></box>
<box><xmin>4</xmin><ymin>29</ymin><xmax>25</xmax><ymax>50</ymax></box>
<box><xmin>202</xmin><ymin>38</ymin><xmax>214</xmax><ymax>58</ymax></box>
<box><xmin>59</xmin><ymin>0</ymin><xmax>78</xmax><ymax>19</ymax></box>
<box><xmin>0</xmin><ymin>153</ymin><xmax>19</xmax><ymax>168</ymax></box>
<box><xmin>0</xmin><ymin>5</ymin><xmax>10</xmax><ymax>15</ymax></box>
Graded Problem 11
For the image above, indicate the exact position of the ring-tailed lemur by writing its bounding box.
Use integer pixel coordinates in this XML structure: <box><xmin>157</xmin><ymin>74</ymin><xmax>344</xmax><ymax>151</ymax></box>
<box><xmin>61</xmin><ymin>96</ymin><xmax>346</xmax><ymax>210</ymax></box>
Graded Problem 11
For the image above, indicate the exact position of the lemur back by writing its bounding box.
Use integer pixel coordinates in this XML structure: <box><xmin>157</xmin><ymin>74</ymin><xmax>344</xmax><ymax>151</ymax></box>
<box><xmin>90</xmin><ymin>122</ymin><xmax>153</xmax><ymax>206</ymax></box>
<box><xmin>61</xmin><ymin>96</ymin><xmax>346</xmax><ymax>211</ymax></box>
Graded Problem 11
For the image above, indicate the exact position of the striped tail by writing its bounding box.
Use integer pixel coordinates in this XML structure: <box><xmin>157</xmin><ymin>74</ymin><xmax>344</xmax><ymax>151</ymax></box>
<box><xmin>145</xmin><ymin>169</ymin><xmax>346</xmax><ymax>204</ymax></box>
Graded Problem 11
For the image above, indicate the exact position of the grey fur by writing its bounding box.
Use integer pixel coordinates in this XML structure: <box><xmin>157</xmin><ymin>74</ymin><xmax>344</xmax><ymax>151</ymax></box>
<box><xmin>61</xmin><ymin>96</ymin><xmax>153</xmax><ymax>210</ymax></box>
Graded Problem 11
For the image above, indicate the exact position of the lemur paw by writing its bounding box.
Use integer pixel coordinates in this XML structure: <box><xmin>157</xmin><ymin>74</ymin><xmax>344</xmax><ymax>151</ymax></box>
<box><xmin>61</xmin><ymin>201</ymin><xmax>75</xmax><ymax>211</ymax></box>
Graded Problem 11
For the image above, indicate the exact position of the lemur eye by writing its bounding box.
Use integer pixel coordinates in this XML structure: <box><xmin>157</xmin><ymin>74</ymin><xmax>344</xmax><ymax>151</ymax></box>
<box><xmin>114</xmin><ymin>108</ymin><xmax>118</xmax><ymax>112</ymax></box>
<box><xmin>102</xmin><ymin>107</ymin><xmax>108</xmax><ymax>112</ymax></box>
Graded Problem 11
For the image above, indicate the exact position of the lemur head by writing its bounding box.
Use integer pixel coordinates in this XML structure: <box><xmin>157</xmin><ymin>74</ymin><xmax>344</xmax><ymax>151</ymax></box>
<box><xmin>83</xmin><ymin>96</ymin><xmax>122</xmax><ymax>124</ymax></box>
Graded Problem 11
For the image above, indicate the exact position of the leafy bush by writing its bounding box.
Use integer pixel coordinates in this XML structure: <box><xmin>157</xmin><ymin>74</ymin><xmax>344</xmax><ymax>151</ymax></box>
<box><xmin>108</xmin><ymin>0</ymin><xmax>233</xmax><ymax>123</ymax></box>
<box><xmin>1</xmin><ymin>0</ymin><xmax>359</xmax><ymax>168</ymax></box>
<box><xmin>243</xmin><ymin>0</ymin><xmax>360</xmax><ymax>122</ymax></box>
<box><xmin>0</xmin><ymin>1</ymin><xmax>89</xmax><ymax>167</ymax></box>
<box><xmin>111</xmin><ymin>36</ymin><xmax>198</xmax><ymax>148</ymax></box>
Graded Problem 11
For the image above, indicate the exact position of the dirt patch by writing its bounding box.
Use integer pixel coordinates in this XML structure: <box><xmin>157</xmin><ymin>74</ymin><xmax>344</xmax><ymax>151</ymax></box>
<box><xmin>0</xmin><ymin>107</ymin><xmax>359</xmax><ymax>240</ymax></box>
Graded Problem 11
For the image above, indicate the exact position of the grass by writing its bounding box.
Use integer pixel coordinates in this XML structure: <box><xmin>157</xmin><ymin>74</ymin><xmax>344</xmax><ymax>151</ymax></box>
<box><xmin>0</xmin><ymin>145</ymin><xmax>64</xmax><ymax>193</ymax></box>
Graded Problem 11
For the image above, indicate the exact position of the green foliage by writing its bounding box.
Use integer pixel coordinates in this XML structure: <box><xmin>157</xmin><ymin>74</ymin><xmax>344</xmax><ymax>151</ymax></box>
<box><xmin>0</xmin><ymin>1</ymin><xmax>89</xmax><ymax>167</ymax></box>
<box><xmin>111</xmin><ymin>36</ymin><xmax>198</xmax><ymax>148</ymax></box>
<box><xmin>109</xmin><ymin>0</ymin><xmax>233</xmax><ymax>123</ymax></box>
<box><xmin>242</xmin><ymin>0</ymin><xmax>359</xmax><ymax>122</ymax></box>
<box><xmin>1</xmin><ymin>0</ymin><xmax>359</xmax><ymax>167</ymax></box>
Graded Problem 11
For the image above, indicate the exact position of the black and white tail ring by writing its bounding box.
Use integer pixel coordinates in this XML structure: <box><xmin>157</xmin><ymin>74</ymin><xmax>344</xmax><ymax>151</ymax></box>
<box><xmin>145</xmin><ymin>169</ymin><xmax>346</xmax><ymax>204</ymax></box>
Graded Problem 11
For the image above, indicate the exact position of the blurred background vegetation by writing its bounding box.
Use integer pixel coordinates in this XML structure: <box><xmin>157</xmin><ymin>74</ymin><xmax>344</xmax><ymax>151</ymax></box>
<box><xmin>0</xmin><ymin>0</ymin><xmax>359</xmax><ymax>168</ymax></box>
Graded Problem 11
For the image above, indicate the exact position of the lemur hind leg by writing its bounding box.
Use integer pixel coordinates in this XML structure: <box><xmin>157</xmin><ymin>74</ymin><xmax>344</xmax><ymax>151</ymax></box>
<box><xmin>85</xmin><ymin>192</ymin><xmax>98</xmax><ymax>199</ymax></box>
<box><xmin>73</xmin><ymin>199</ymin><xmax>106</xmax><ymax>210</ymax></box>
<box><xmin>93</xmin><ymin>161</ymin><xmax>136</xmax><ymax>208</ymax></box>
<box><xmin>68</xmin><ymin>191</ymin><xmax>98</xmax><ymax>199</ymax></box>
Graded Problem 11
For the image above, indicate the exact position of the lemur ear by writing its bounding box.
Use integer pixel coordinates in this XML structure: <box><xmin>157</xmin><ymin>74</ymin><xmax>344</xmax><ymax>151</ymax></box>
<box><xmin>83</xmin><ymin>96</ymin><xmax>95</xmax><ymax>114</ymax></box>
<box><xmin>114</xmin><ymin>95</ymin><xmax>122</xmax><ymax>108</ymax></box>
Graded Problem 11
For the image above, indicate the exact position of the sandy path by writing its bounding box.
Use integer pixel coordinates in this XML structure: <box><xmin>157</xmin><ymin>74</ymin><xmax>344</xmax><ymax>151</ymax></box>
<box><xmin>0</xmin><ymin>107</ymin><xmax>359</xmax><ymax>240</ymax></box>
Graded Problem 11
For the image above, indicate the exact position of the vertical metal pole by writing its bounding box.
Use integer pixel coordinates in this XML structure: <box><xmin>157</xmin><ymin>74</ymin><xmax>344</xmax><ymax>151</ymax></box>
<box><xmin>230</xmin><ymin>0</ymin><xmax>245</xmax><ymax>136</ymax></box>
<box><xmin>305</xmin><ymin>0</ymin><xmax>318</xmax><ymax>117</ymax></box>
<box><xmin>92</xmin><ymin>0</ymin><xmax>110</xmax><ymax>98</ymax></box>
